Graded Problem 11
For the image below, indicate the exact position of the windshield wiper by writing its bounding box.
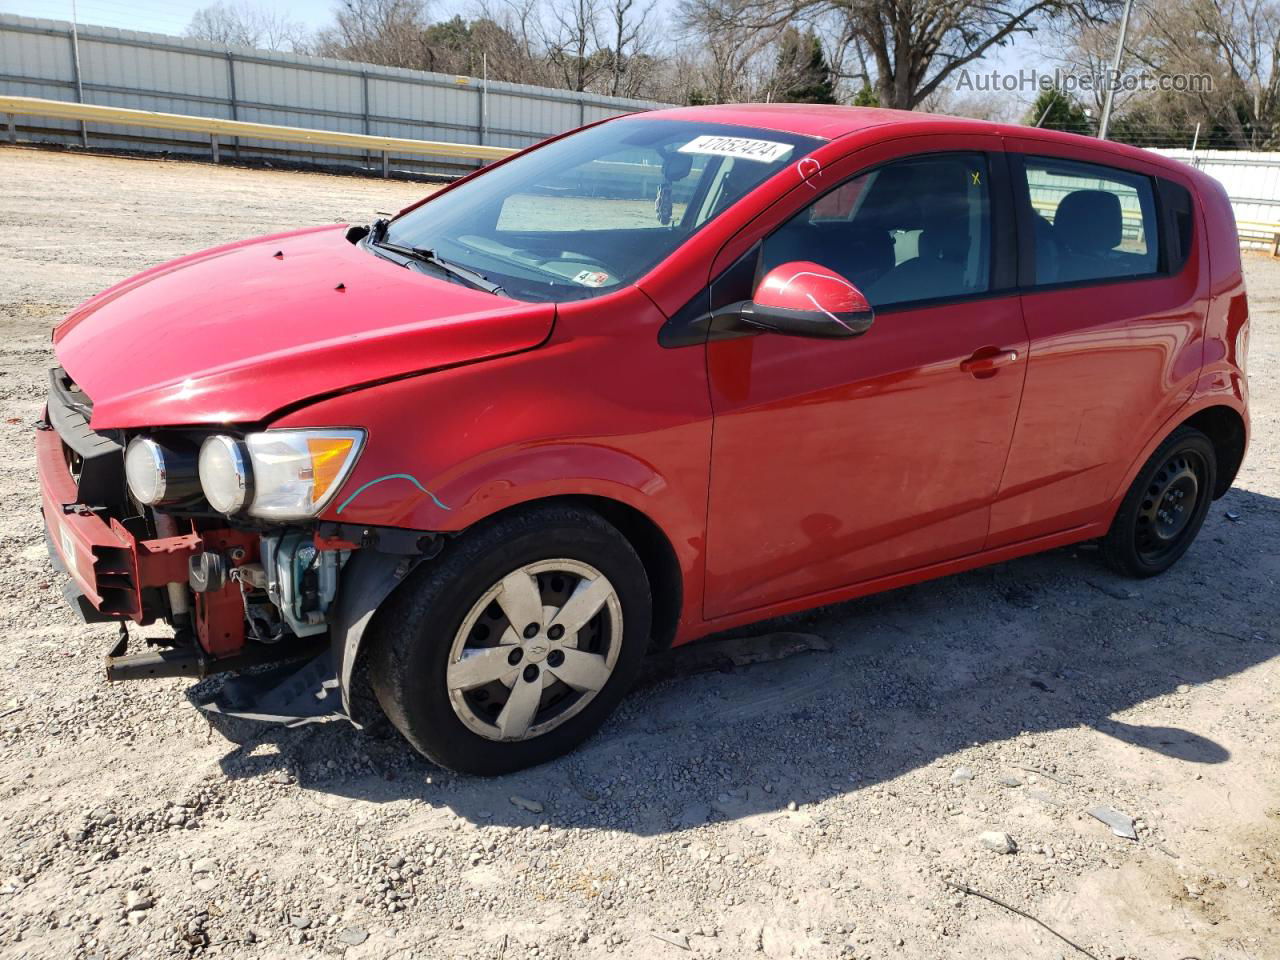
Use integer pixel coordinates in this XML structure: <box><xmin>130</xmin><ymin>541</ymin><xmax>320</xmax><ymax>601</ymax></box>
<box><xmin>366</xmin><ymin>223</ymin><xmax>504</xmax><ymax>296</ymax></box>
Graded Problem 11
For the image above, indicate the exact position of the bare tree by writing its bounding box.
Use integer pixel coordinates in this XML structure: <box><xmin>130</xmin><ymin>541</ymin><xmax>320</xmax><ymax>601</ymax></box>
<box><xmin>1038</xmin><ymin>1</ymin><xmax>1162</xmax><ymax>122</ymax></box>
<box><xmin>679</xmin><ymin>0</ymin><xmax>783</xmax><ymax>102</ymax></box>
<box><xmin>473</xmin><ymin>0</ymin><xmax>555</xmax><ymax>84</ymax></box>
<box><xmin>1046</xmin><ymin>0</ymin><xmax>1280</xmax><ymax>148</ymax></box>
<box><xmin>817</xmin><ymin>8</ymin><xmax>873</xmax><ymax>95</ymax></box>
<box><xmin>314</xmin><ymin>0</ymin><xmax>433</xmax><ymax>69</ymax></box>
<box><xmin>185</xmin><ymin>2</ymin><xmax>309</xmax><ymax>51</ymax></box>
<box><xmin>683</xmin><ymin>0</ymin><xmax>1113</xmax><ymax>109</ymax></box>
<box><xmin>542</xmin><ymin>0</ymin><xmax>605</xmax><ymax>91</ymax></box>
<box><xmin>1143</xmin><ymin>0</ymin><xmax>1280</xmax><ymax>148</ymax></box>
<box><xmin>601</xmin><ymin>0</ymin><xmax>658</xmax><ymax>96</ymax></box>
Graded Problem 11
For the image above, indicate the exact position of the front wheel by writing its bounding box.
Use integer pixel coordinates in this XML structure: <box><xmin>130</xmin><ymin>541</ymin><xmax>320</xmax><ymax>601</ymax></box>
<box><xmin>1102</xmin><ymin>425</ymin><xmax>1217</xmax><ymax>578</ymax></box>
<box><xmin>367</xmin><ymin>505</ymin><xmax>651</xmax><ymax>775</ymax></box>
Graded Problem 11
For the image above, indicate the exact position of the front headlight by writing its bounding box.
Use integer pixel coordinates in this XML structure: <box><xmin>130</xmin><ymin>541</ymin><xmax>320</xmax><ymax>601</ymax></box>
<box><xmin>198</xmin><ymin>435</ymin><xmax>252</xmax><ymax>515</ymax></box>
<box><xmin>125</xmin><ymin>436</ymin><xmax>200</xmax><ymax>506</ymax></box>
<box><xmin>198</xmin><ymin>429</ymin><xmax>364</xmax><ymax>520</ymax></box>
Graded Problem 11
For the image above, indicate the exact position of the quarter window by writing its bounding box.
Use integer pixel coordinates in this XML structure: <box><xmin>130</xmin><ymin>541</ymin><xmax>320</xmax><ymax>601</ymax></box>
<box><xmin>1023</xmin><ymin>157</ymin><xmax>1159</xmax><ymax>285</ymax></box>
<box><xmin>761</xmin><ymin>153</ymin><xmax>992</xmax><ymax>309</ymax></box>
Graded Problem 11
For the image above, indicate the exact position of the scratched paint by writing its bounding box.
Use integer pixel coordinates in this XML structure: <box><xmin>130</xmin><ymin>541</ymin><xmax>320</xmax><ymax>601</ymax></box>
<box><xmin>335</xmin><ymin>473</ymin><xmax>451</xmax><ymax>514</ymax></box>
<box><xmin>797</xmin><ymin>157</ymin><xmax>822</xmax><ymax>188</ymax></box>
<box><xmin>776</xmin><ymin>269</ymin><xmax>863</xmax><ymax>333</ymax></box>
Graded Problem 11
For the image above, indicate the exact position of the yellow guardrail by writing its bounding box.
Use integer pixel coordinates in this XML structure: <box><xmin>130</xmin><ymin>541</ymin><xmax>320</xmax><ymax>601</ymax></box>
<box><xmin>1235</xmin><ymin>219</ymin><xmax>1280</xmax><ymax>232</ymax></box>
<box><xmin>1234</xmin><ymin>219</ymin><xmax>1280</xmax><ymax>256</ymax></box>
<box><xmin>1036</xmin><ymin>199</ymin><xmax>1280</xmax><ymax>255</ymax></box>
<box><xmin>0</xmin><ymin>95</ymin><xmax>518</xmax><ymax>167</ymax></box>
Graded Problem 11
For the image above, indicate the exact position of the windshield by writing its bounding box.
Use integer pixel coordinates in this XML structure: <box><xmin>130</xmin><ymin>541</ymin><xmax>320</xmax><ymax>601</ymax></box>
<box><xmin>382</xmin><ymin>117</ymin><xmax>823</xmax><ymax>303</ymax></box>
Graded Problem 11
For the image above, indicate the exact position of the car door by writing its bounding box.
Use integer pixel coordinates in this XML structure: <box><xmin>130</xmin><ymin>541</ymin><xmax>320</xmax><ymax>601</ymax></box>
<box><xmin>985</xmin><ymin>142</ymin><xmax>1210</xmax><ymax>549</ymax></box>
<box><xmin>702</xmin><ymin>138</ymin><xmax>1029</xmax><ymax>620</ymax></box>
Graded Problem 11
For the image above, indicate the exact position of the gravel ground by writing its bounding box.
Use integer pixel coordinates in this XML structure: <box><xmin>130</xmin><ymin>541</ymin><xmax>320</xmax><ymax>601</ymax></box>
<box><xmin>0</xmin><ymin>147</ymin><xmax>1277</xmax><ymax>960</ymax></box>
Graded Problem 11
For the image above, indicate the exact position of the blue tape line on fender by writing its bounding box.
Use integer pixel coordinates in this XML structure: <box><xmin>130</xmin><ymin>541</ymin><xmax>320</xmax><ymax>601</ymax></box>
<box><xmin>335</xmin><ymin>473</ymin><xmax>451</xmax><ymax>514</ymax></box>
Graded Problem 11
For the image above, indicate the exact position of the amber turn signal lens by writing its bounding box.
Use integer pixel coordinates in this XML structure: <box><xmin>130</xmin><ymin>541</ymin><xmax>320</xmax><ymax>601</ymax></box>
<box><xmin>307</xmin><ymin>436</ymin><xmax>357</xmax><ymax>503</ymax></box>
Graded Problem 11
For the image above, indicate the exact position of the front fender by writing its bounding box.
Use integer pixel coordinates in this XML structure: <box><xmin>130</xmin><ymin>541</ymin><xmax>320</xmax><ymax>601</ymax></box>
<box><xmin>333</xmin><ymin>441</ymin><xmax>680</xmax><ymax>531</ymax></box>
<box><xmin>275</xmin><ymin>289</ymin><xmax>713</xmax><ymax>647</ymax></box>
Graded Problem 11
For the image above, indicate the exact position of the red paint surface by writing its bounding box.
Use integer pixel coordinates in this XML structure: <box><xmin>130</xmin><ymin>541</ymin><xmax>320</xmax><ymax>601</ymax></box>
<box><xmin>55</xmin><ymin>226</ymin><xmax>553</xmax><ymax>429</ymax></box>
<box><xmin>753</xmin><ymin>261</ymin><xmax>872</xmax><ymax>318</ymax></box>
<box><xmin>48</xmin><ymin>106</ymin><xmax>1250</xmax><ymax>648</ymax></box>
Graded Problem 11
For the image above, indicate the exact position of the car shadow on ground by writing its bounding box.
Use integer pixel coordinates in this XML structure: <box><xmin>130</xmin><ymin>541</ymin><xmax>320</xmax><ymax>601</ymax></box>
<box><xmin>197</xmin><ymin>487</ymin><xmax>1277</xmax><ymax>836</ymax></box>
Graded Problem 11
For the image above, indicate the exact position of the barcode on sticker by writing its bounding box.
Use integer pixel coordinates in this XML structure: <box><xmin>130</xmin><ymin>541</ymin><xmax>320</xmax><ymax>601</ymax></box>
<box><xmin>678</xmin><ymin>136</ymin><xmax>793</xmax><ymax>163</ymax></box>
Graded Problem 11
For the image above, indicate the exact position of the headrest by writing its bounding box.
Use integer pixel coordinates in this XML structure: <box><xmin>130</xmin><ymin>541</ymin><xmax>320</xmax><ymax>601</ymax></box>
<box><xmin>1055</xmin><ymin>190</ymin><xmax>1121</xmax><ymax>254</ymax></box>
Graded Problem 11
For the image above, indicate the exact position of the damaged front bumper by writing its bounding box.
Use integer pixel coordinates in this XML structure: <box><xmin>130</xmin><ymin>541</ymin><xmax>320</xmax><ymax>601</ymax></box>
<box><xmin>38</xmin><ymin>419</ymin><xmax>255</xmax><ymax>656</ymax></box>
<box><xmin>35</xmin><ymin>360</ymin><xmax>443</xmax><ymax>726</ymax></box>
<box><xmin>37</xmin><ymin>399</ymin><xmax>432</xmax><ymax>727</ymax></box>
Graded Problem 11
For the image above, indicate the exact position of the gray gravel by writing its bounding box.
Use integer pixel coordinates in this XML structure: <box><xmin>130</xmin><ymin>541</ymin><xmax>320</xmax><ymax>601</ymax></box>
<box><xmin>0</xmin><ymin>146</ymin><xmax>1277</xmax><ymax>959</ymax></box>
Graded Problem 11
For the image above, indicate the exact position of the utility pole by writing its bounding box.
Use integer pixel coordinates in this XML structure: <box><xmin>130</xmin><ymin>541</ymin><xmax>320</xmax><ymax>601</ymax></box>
<box><xmin>1098</xmin><ymin>0</ymin><xmax>1135</xmax><ymax>140</ymax></box>
<box><xmin>1035</xmin><ymin>89</ymin><xmax>1059</xmax><ymax>127</ymax></box>
<box><xmin>70</xmin><ymin>0</ymin><xmax>88</xmax><ymax>146</ymax></box>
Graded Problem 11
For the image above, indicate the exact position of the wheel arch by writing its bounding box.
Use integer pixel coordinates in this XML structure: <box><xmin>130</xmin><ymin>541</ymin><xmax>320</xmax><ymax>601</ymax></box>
<box><xmin>1106</xmin><ymin>399</ymin><xmax>1248</xmax><ymax>527</ymax></box>
<box><xmin>460</xmin><ymin>493</ymin><xmax>684</xmax><ymax>654</ymax></box>
<box><xmin>334</xmin><ymin>492</ymin><xmax>685</xmax><ymax>724</ymax></box>
<box><xmin>1182</xmin><ymin>404</ymin><xmax>1247</xmax><ymax>498</ymax></box>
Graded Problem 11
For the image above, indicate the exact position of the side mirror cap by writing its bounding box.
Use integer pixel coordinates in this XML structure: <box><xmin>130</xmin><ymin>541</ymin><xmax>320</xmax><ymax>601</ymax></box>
<box><xmin>741</xmin><ymin>261</ymin><xmax>874</xmax><ymax>339</ymax></box>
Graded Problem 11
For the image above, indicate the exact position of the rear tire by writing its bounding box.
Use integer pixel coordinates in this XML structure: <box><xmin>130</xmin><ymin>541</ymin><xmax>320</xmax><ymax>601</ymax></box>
<box><xmin>367</xmin><ymin>504</ymin><xmax>651</xmax><ymax>775</ymax></box>
<box><xmin>1102</xmin><ymin>426</ymin><xmax>1216</xmax><ymax>578</ymax></box>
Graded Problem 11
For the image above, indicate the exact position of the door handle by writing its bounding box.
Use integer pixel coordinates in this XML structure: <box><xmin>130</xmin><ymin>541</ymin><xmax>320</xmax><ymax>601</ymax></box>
<box><xmin>961</xmin><ymin>349</ymin><xmax>1019</xmax><ymax>377</ymax></box>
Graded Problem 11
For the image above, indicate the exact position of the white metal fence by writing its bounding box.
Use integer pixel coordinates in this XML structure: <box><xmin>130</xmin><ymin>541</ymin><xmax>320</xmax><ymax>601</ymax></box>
<box><xmin>1154</xmin><ymin>148</ymin><xmax>1280</xmax><ymax>249</ymax></box>
<box><xmin>0</xmin><ymin>13</ymin><xmax>662</xmax><ymax>176</ymax></box>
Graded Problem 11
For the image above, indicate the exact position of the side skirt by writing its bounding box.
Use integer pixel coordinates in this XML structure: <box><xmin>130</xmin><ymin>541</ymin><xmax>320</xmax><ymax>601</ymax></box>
<box><xmin>683</xmin><ymin>522</ymin><xmax>1107</xmax><ymax>644</ymax></box>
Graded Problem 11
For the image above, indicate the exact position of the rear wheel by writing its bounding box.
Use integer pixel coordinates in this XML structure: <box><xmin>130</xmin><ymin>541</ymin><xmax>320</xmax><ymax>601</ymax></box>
<box><xmin>367</xmin><ymin>505</ymin><xmax>651</xmax><ymax>775</ymax></box>
<box><xmin>1102</xmin><ymin>426</ymin><xmax>1216</xmax><ymax>578</ymax></box>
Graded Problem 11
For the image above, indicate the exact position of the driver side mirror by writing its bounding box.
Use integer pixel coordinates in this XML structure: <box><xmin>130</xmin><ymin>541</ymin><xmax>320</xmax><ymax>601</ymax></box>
<box><xmin>739</xmin><ymin>261</ymin><xmax>874</xmax><ymax>339</ymax></box>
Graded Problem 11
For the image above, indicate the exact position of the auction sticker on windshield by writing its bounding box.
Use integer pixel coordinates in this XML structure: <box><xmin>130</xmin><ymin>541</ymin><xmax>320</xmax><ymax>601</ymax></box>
<box><xmin>678</xmin><ymin>135</ymin><xmax>794</xmax><ymax>163</ymax></box>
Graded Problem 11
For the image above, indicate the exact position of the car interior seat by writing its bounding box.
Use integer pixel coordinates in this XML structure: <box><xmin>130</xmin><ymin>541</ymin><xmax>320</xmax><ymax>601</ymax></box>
<box><xmin>867</xmin><ymin>212</ymin><xmax>971</xmax><ymax>305</ymax></box>
<box><xmin>1053</xmin><ymin>189</ymin><xmax>1124</xmax><ymax>281</ymax></box>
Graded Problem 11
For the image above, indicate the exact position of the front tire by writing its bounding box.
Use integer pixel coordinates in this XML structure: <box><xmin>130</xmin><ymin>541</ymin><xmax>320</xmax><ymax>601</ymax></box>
<box><xmin>367</xmin><ymin>505</ymin><xmax>651</xmax><ymax>775</ymax></box>
<box><xmin>1102</xmin><ymin>426</ymin><xmax>1217</xmax><ymax>578</ymax></box>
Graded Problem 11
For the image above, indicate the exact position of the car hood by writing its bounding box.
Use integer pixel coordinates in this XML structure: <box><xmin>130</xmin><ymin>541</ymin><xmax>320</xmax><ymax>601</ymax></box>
<box><xmin>54</xmin><ymin>225</ymin><xmax>555</xmax><ymax>428</ymax></box>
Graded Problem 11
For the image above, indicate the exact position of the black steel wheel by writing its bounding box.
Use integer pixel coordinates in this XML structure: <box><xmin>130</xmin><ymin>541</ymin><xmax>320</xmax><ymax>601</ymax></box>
<box><xmin>1103</xmin><ymin>426</ymin><xmax>1217</xmax><ymax>578</ymax></box>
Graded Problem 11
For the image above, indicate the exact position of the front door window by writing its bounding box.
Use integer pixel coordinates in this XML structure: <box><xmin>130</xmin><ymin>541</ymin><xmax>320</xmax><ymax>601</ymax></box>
<box><xmin>761</xmin><ymin>153</ymin><xmax>992</xmax><ymax>308</ymax></box>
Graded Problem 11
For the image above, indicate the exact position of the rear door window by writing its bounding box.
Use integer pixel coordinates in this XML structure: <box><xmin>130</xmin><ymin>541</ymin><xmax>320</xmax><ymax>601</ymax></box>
<box><xmin>1022</xmin><ymin>157</ymin><xmax>1159</xmax><ymax>285</ymax></box>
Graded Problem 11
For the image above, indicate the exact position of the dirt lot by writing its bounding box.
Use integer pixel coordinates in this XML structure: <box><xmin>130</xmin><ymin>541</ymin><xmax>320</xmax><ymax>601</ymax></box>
<box><xmin>0</xmin><ymin>147</ymin><xmax>1277</xmax><ymax>960</ymax></box>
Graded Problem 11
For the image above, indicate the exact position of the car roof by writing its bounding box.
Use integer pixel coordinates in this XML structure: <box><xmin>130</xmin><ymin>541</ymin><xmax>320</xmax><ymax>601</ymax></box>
<box><xmin>653</xmin><ymin>103</ymin><xmax>966</xmax><ymax>139</ymax></box>
<box><xmin>648</xmin><ymin>103</ymin><xmax>1192</xmax><ymax>179</ymax></box>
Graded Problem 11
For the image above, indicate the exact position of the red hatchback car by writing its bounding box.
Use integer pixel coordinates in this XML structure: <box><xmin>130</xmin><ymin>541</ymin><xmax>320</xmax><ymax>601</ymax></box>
<box><xmin>38</xmin><ymin>105</ymin><xmax>1249</xmax><ymax>774</ymax></box>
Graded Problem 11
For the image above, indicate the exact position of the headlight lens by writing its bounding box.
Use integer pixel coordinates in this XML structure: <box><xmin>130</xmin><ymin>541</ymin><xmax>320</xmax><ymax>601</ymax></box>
<box><xmin>198</xmin><ymin>435</ymin><xmax>252</xmax><ymax>515</ymax></box>
<box><xmin>198</xmin><ymin>429</ymin><xmax>364</xmax><ymax>520</ymax></box>
<box><xmin>125</xmin><ymin>437</ymin><xmax>166</xmax><ymax>505</ymax></box>
<box><xmin>125</xmin><ymin>436</ymin><xmax>199</xmax><ymax>506</ymax></box>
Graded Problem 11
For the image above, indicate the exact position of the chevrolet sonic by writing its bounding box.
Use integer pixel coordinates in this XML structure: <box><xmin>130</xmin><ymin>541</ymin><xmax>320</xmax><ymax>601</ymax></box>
<box><xmin>37</xmin><ymin>104</ymin><xmax>1250</xmax><ymax>774</ymax></box>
